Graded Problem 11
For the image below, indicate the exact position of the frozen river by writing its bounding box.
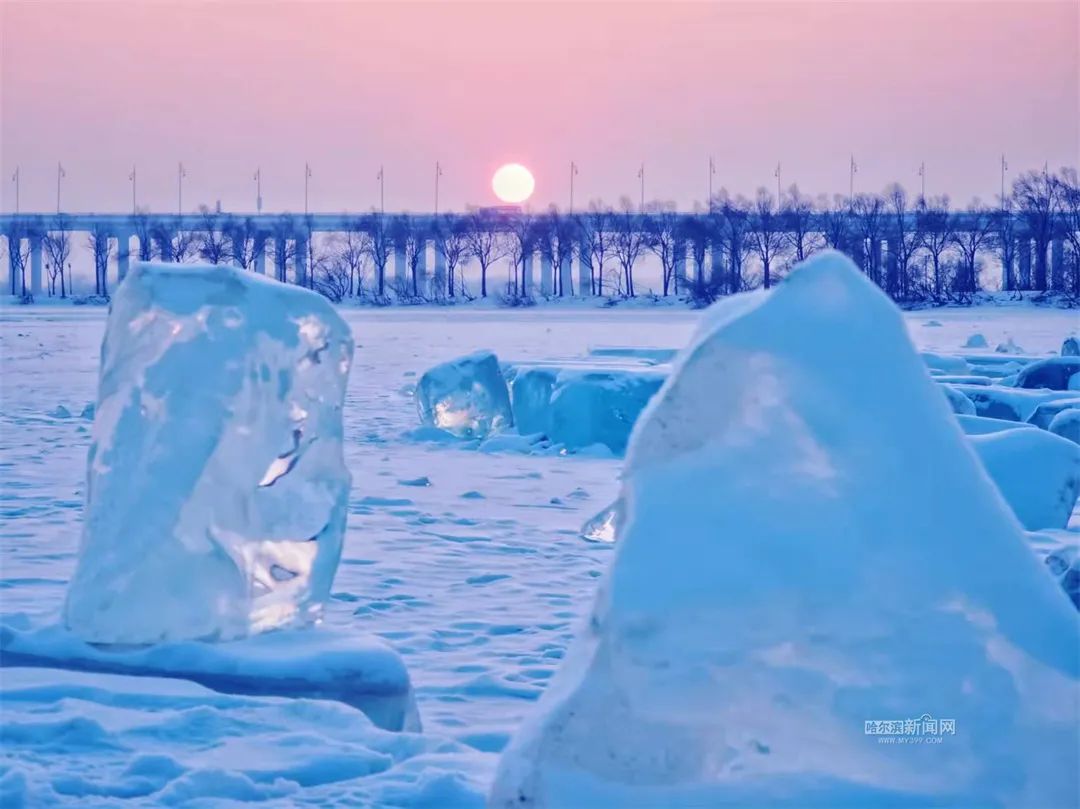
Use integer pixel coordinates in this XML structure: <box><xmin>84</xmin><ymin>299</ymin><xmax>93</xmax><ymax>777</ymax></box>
<box><xmin>1</xmin><ymin>302</ymin><xmax>1075</xmax><ymax>806</ymax></box>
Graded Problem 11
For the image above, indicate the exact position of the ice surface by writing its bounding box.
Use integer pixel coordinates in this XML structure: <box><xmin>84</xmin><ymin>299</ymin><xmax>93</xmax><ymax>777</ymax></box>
<box><xmin>1015</xmin><ymin>356</ymin><xmax>1080</xmax><ymax>390</ymax></box>
<box><xmin>587</xmin><ymin>345</ymin><xmax>678</xmax><ymax>363</ymax></box>
<box><xmin>490</xmin><ymin>252</ymin><xmax>1079</xmax><ymax>809</ymax></box>
<box><xmin>920</xmin><ymin>351</ymin><xmax>970</xmax><ymax>374</ymax></box>
<box><xmin>0</xmin><ymin>620</ymin><xmax>419</xmax><ymax>732</ymax></box>
<box><xmin>415</xmin><ymin>350</ymin><xmax>512</xmax><ymax>438</ymax></box>
<box><xmin>956</xmin><ymin>414</ymin><xmax>1038</xmax><ymax>436</ymax></box>
<box><xmin>1027</xmin><ymin>531</ymin><xmax>1080</xmax><ymax>609</ymax></box>
<box><xmin>64</xmin><ymin>262</ymin><xmax>354</xmax><ymax>645</ymax></box>
<box><xmin>969</xmin><ymin>427</ymin><xmax>1080</xmax><ymax>530</ymax></box>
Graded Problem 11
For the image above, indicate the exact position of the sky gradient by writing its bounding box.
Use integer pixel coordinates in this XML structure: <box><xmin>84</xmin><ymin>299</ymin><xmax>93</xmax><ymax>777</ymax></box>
<box><xmin>2</xmin><ymin>1</ymin><xmax>1077</xmax><ymax>214</ymax></box>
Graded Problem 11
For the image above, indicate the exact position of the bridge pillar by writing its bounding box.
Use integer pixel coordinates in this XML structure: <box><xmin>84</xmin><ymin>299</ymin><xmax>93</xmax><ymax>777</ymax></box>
<box><xmin>30</xmin><ymin>235</ymin><xmax>43</xmax><ymax>297</ymax></box>
<box><xmin>116</xmin><ymin>232</ymin><xmax>131</xmax><ymax>283</ymax></box>
<box><xmin>153</xmin><ymin>235</ymin><xmax>172</xmax><ymax>261</ymax></box>
<box><xmin>393</xmin><ymin>239</ymin><xmax>407</xmax><ymax>288</ymax></box>
<box><xmin>520</xmin><ymin>251</ymin><xmax>534</xmax><ymax>297</ymax></box>
<box><xmin>432</xmin><ymin>241</ymin><xmax>446</xmax><ymax>298</ymax></box>
<box><xmin>558</xmin><ymin>251</ymin><xmax>572</xmax><ymax>296</ymax></box>
<box><xmin>253</xmin><ymin>235</ymin><xmax>266</xmax><ymax>275</ymax></box>
<box><xmin>886</xmin><ymin>238</ymin><xmax>899</xmax><ymax>294</ymax></box>
<box><xmin>6</xmin><ymin>235</ymin><xmax>20</xmax><ymax>295</ymax></box>
<box><xmin>1000</xmin><ymin>237</ymin><xmax>1014</xmax><ymax>291</ymax></box>
<box><xmin>295</xmin><ymin>235</ymin><xmax>309</xmax><ymax>287</ymax></box>
<box><xmin>673</xmin><ymin>239</ymin><xmax>687</xmax><ymax>294</ymax></box>
<box><xmin>1017</xmin><ymin>238</ymin><xmax>1032</xmax><ymax>289</ymax></box>
<box><xmin>710</xmin><ymin>241</ymin><xmax>725</xmax><ymax>288</ymax></box>
<box><xmin>577</xmin><ymin>242</ymin><xmax>591</xmax><ymax>296</ymax></box>
<box><xmin>1051</xmin><ymin>238</ymin><xmax>1065</xmax><ymax>291</ymax></box>
<box><xmin>540</xmin><ymin>252</ymin><xmax>553</xmax><ymax>296</ymax></box>
<box><xmin>274</xmin><ymin>236</ymin><xmax>287</xmax><ymax>282</ymax></box>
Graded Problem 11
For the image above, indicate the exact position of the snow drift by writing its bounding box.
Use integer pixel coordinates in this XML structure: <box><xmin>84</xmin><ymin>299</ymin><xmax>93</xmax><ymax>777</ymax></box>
<box><xmin>490</xmin><ymin>251</ymin><xmax>1079</xmax><ymax>809</ymax></box>
<box><xmin>64</xmin><ymin>263</ymin><xmax>354</xmax><ymax>644</ymax></box>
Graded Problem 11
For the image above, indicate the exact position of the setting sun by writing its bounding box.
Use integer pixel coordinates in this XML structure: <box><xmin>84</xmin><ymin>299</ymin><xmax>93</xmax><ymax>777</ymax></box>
<box><xmin>492</xmin><ymin>163</ymin><xmax>535</xmax><ymax>204</ymax></box>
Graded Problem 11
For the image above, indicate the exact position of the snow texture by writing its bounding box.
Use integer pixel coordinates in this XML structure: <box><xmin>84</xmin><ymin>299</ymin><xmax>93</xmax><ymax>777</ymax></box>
<box><xmin>64</xmin><ymin>262</ymin><xmax>354</xmax><ymax>644</ymax></box>
<box><xmin>415</xmin><ymin>350</ymin><xmax>512</xmax><ymax>439</ymax></box>
<box><xmin>490</xmin><ymin>251</ymin><xmax>1079</xmax><ymax>809</ymax></box>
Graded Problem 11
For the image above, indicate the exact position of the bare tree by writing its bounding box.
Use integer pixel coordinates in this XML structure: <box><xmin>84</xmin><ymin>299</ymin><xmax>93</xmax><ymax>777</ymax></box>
<box><xmin>643</xmin><ymin>202</ymin><xmax>682</xmax><ymax>296</ymax></box>
<box><xmin>3</xmin><ymin>220</ymin><xmax>32</xmax><ymax>297</ymax></box>
<box><xmin>463</xmin><ymin>208</ymin><xmax>507</xmax><ymax>298</ymax></box>
<box><xmin>850</xmin><ymin>192</ymin><xmax>885</xmax><ymax>284</ymax></box>
<box><xmin>502</xmin><ymin>209</ymin><xmax>532</xmax><ymax>298</ymax></box>
<box><xmin>268</xmin><ymin>216</ymin><xmax>297</xmax><ymax>283</ymax></box>
<box><xmin>1056</xmin><ymin>168</ymin><xmax>1080</xmax><ymax>297</ymax></box>
<box><xmin>196</xmin><ymin>206</ymin><xmax>230</xmax><ymax>264</ymax></box>
<box><xmin>360</xmin><ymin>211</ymin><xmax>393</xmax><ymax>298</ymax></box>
<box><xmin>334</xmin><ymin>222</ymin><xmax>372</xmax><ymax>298</ymax></box>
<box><xmin>1012</xmin><ymin>169</ymin><xmax>1061</xmax><ymax>291</ymax></box>
<box><xmin>819</xmin><ymin>194</ymin><xmax>853</xmax><ymax>255</ymax></box>
<box><xmin>950</xmin><ymin>201</ymin><xmax>994</xmax><ymax>300</ymax></box>
<box><xmin>391</xmin><ymin>216</ymin><xmax>426</xmax><ymax>301</ymax></box>
<box><xmin>88</xmin><ymin>224</ymin><xmax>113</xmax><ymax>297</ymax></box>
<box><xmin>747</xmin><ymin>189</ymin><xmax>787</xmax><ymax>289</ymax></box>
<box><xmin>681</xmin><ymin>214</ymin><xmax>713</xmax><ymax>300</ymax></box>
<box><xmin>612</xmin><ymin>196</ymin><xmax>647</xmax><ymax>296</ymax></box>
<box><xmin>781</xmin><ymin>184</ymin><xmax>819</xmax><ymax>264</ymax></box>
<box><xmin>918</xmin><ymin>195</ymin><xmax>954</xmax><ymax>301</ymax></box>
<box><xmin>151</xmin><ymin>221</ymin><xmax>198</xmax><ymax>263</ymax></box>
<box><xmin>538</xmin><ymin>207</ymin><xmax>577</xmax><ymax>297</ymax></box>
<box><xmin>132</xmin><ymin>208</ymin><xmax>155</xmax><ymax>261</ymax></box>
<box><xmin>576</xmin><ymin>201</ymin><xmax>615</xmax><ymax>296</ymax></box>
<box><xmin>434</xmin><ymin>214</ymin><xmax>469</xmax><ymax>299</ymax></box>
<box><xmin>224</xmin><ymin>216</ymin><xmax>260</xmax><ymax>270</ymax></box>
<box><xmin>714</xmin><ymin>191</ymin><xmax>751</xmax><ymax>294</ymax></box>
<box><xmin>884</xmin><ymin>183</ymin><xmax>921</xmax><ymax>300</ymax></box>
<box><xmin>43</xmin><ymin>215</ymin><xmax>73</xmax><ymax>298</ymax></box>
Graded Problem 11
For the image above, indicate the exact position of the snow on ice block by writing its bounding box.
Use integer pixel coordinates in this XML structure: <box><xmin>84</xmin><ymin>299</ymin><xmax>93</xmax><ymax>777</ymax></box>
<box><xmin>1049</xmin><ymin>408</ymin><xmax>1080</xmax><ymax>445</ymax></box>
<box><xmin>490</xmin><ymin>251</ymin><xmax>1080</xmax><ymax>809</ymax></box>
<box><xmin>1016</xmin><ymin>356</ymin><xmax>1080</xmax><ymax>391</ymax></box>
<box><xmin>0</xmin><ymin>621</ymin><xmax>419</xmax><ymax>732</ymax></box>
<box><xmin>969</xmin><ymin>427</ymin><xmax>1080</xmax><ymax>530</ymax></box>
<box><xmin>415</xmin><ymin>350</ymin><xmax>512</xmax><ymax>439</ymax></box>
<box><xmin>1027</xmin><ymin>398</ymin><xmax>1080</xmax><ymax>429</ymax></box>
<box><xmin>950</xmin><ymin>383</ymin><xmax>1076</xmax><ymax>422</ymax></box>
<box><xmin>939</xmin><ymin>384</ymin><xmax>975</xmax><ymax>415</ymax></box>
<box><xmin>64</xmin><ymin>263</ymin><xmax>354</xmax><ymax>645</ymax></box>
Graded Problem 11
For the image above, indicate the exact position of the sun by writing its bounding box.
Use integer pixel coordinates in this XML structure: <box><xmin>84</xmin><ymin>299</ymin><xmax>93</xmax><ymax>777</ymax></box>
<box><xmin>492</xmin><ymin>163</ymin><xmax>535</xmax><ymax>204</ymax></box>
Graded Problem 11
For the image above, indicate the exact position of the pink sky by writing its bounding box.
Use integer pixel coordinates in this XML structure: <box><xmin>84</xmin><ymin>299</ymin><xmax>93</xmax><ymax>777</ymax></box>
<box><xmin>1</xmin><ymin>1</ymin><xmax>1077</xmax><ymax>214</ymax></box>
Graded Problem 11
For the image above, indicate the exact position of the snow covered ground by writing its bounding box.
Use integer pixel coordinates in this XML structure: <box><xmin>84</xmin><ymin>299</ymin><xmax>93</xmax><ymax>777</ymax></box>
<box><xmin>1</xmin><ymin>301</ymin><xmax>1077</xmax><ymax>806</ymax></box>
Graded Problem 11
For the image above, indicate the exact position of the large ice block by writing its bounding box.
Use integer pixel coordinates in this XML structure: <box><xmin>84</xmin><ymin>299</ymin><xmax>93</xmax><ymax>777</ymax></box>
<box><xmin>491</xmin><ymin>252</ymin><xmax>1079</xmax><ymax>809</ymax></box>
<box><xmin>64</xmin><ymin>262</ymin><xmax>354</xmax><ymax>645</ymax></box>
<box><xmin>415</xmin><ymin>350</ymin><xmax>512</xmax><ymax>438</ymax></box>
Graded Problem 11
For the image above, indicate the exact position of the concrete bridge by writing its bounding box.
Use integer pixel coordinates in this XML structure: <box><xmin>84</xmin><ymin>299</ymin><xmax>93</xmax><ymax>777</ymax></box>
<box><xmin>0</xmin><ymin>209</ymin><xmax>1066</xmax><ymax>298</ymax></box>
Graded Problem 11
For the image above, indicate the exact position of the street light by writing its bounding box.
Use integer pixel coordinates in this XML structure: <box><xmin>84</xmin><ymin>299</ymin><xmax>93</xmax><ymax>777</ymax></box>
<box><xmin>178</xmin><ymin>162</ymin><xmax>186</xmax><ymax>215</ymax></box>
<box><xmin>570</xmin><ymin>161</ymin><xmax>578</xmax><ymax>212</ymax></box>
<box><xmin>377</xmin><ymin>166</ymin><xmax>385</xmax><ymax>213</ymax></box>
<box><xmin>57</xmin><ymin>162</ymin><xmax>66</xmax><ymax>213</ymax></box>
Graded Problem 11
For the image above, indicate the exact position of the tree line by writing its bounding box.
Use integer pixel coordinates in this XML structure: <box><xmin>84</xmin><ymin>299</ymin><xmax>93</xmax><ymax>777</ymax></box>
<box><xmin>4</xmin><ymin>167</ymin><xmax>1079</xmax><ymax>306</ymax></box>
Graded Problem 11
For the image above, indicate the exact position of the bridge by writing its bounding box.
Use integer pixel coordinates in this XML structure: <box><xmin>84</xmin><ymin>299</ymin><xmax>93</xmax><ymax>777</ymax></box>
<box><xmin>0</xmin><ymin>209</ymin><xmax>1062</xmax><ymax>298</ymax></box>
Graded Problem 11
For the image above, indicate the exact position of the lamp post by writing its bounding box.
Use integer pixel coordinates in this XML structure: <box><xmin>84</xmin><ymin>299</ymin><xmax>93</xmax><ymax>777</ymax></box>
<box><xmin>254</xmin><ymin>167</ymin><xmax>262</xmax><ymax>213</ymax></box>
<box><xmin>305</xmin><ymin>162</ymin><xmax>312</xmax><ymax>215</ymax></box>
<box><xmin>57</xmin><ymin>162</ymin><xmax>66</xmax><ymax>213</ymax></box>
<box><xmin>377</xmin><ymin>166</ymin><xmax>385</xmax><ymax>214</ymax></box>
<box><xmin>708</xmin><ymin>156</ymin><xmax>715</xmax><ymax>209</ymax></box>
<box><xmin>849</xmin><ymin>154</ymin><xmax>858</xmax><ymax>207</ymax></box>
<box><xmin>435</xmin><ymin>161</ymin><xmax>443</xmax><ymax>214</ymax></box>
<box><xmin>569</xmin><ymin>161</ymin><xmax>578</xmax><ymax>212</ymax></box>
<box><xmin>129</xmin><ymin>165</ymin><xmax>137</xmax><ymax>213</ymax></box>
<box><xmin>637</xmin><ymin>163</ymin><xmax>645</xmax><ymax>211</ymax></box>
<box><xmin>10</xmin><ymin>166</ymin><xmax>19</xmax><ymax>214</ymax></box>
<box><xmin>775</xmin><ymin>161</ymin><xmax>782</xmax><ymax>207</ymax></box>
<box><xmin>1000</xmin><ymin>154</ymin><xmax>1008</xmax><ymax>209</ymax></box>
<box><xmin>178</xmin><ymin>161</ymin><xmax>186</xmax><ymax>215</ymax></box>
